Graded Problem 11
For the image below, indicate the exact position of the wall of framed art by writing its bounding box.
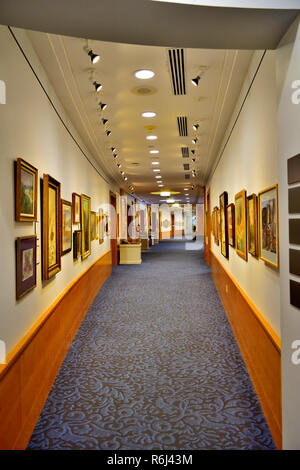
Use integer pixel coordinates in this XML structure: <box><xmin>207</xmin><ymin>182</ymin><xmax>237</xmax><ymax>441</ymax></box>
<box><xmin>206</xmin><ymin>49</ymin><xmax>280</xmax><ymax>337</ymax></box>
<box><xmin>0</xmin><ymin>26</ymin><xmax>121</xmax><ymax>357</ymax></box>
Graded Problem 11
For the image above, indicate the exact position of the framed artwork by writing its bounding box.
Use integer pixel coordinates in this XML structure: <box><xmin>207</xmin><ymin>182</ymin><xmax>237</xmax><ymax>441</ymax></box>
<box><xmin>247</xmin><ymin>194</ymin><xmax>258</xmax><ymax>257</ymax></box>
<box><xmin>213</xmin><ymin>207</ymin><xmax>219</xmax><ymax>245</ymax></box>
<box><xmin>258</xmin><ymin>184</ymin><xmax>279</xmax><ymax>269</ymax></box>
<box><xmin>235</xmin><ymin>189</ymin><xmax>247</xmax><ymax>261</ymax></box>
<box><xmin>211</xmin><ymin>212</ymin><xmax>214</xmax><ymax>235</ymax></box>
<box><xmin>15</xmin><ymin>158</ymin><xmax>38</xmax><ymax>222</ymax></box>
<box><xmin>72</xmin><ymin>193</ymin><xmax>81</xmax><ymax>224</ymax></box>
<box><xmin>226</xmin><ymin>203</ymin><xmax>235</xmax><ymax>247</ymax></box>
<box><xmin>217</xmin><ymin>209</ymin><xmax>221</xmax><ymax>243</ymax></box>
<box><xmin>219</xmin><ymin>191</ymin><xmax>228</xmax><ymax>258</ymax></box>
<box><xmin>61</xmin><ymin>199</ymin><xmax>72</xmax><ymax>256</ymax></box>
<box><xmin>99</xmin><ymin>208</ymin><xmax>104</xmax><ymax>244</ymax></box>
<box><xmin>81</xmin><ymin>194</ymin><xmax>91</xmax><ymax>260</ymax></box>
<box><xmin>16</xmin><ymin>235</ymin><xmax>37</xmax><ymax>299</ymax></box>
<box><xmin>90</xmin><ymin>211</ymin><xmax>97</xmax><ymax>241</ymax></box>
<box><xmin>73</xmin><ymin>230</ymin><xmax>82</xmax><ymax>259</ymax></box>
<box><xmin>42</xmin><ymin>174</ymin><xmax>61</xmax><ymax>280</ymax></box>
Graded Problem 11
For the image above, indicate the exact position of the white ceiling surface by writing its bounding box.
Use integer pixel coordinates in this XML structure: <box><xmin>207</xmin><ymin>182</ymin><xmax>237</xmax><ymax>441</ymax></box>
<box><xmin>27</xmin><ymin>30</ymin><xmax>253</xmax><ymax>203</ymax></box>
<box><xmin>152</xmin><ymin>0</ymin><xmax>300</xmax><ymax>9</ymax></box>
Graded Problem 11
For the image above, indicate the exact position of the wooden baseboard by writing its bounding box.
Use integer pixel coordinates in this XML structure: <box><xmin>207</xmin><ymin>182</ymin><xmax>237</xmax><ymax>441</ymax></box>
<box><xmin>0</xmin><ymin>250</ymin><xmax>112</xmax><ymax>450</ymax></box>
<box><xmin>210</xmin><ymin>251</ymin><xmax>282</xmax><ymax>449</ymax></box>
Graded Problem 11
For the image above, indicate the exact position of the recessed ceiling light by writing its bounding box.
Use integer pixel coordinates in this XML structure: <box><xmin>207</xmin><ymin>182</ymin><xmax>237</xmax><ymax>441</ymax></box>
<box><xmin>184</xmin><ymin>188</ymin><xmax>189</xmax><ymax>191</ymax></box>
<box><xmin>152</xmin><ymin>161</ymin><xmax>159</xmax><ymax>165</ymax></box>
<box><xmin>166</xmin><ymin>198</ymin><xmax>175</xmax><ymax>204</ymax></box>
<box><xmin>142</xmin><ymin>112</ymin><xmax>157</xmax><ymax>118</ymax></box>
<box><xmin>153</xmin><ymin>169</ymin><xmax>160</xmax><ymax>172</ymax></box>
<box><xmin>150</xmin><ymin>150</ymin><xmax>159</xmax><ymax>154</ymax></box>
<box><xmin>146</xmin><ymin>135</ymin><xmax>157</xmax><ymax>140</ymax></box>
<box><xmin>135</xmin><ymin>69</ymin><xmax>155</xmax><ymax>79</ymax></box>
<box><xmin>160</xmin><ymin>191</ymin><xmax>170</xmax><ymax>197</ymax></box>
<box><xmin>155</xmin><ymin>175</ymin><xmax>162</xmax><ymax>179</ymax></box>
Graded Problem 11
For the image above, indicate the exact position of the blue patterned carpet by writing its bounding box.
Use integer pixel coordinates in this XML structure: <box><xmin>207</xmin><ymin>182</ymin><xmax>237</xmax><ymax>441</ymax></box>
<box><xmin>28</xmin><ymin>239</ymin><xmax>275</xmax><ymax>450</ymax></box>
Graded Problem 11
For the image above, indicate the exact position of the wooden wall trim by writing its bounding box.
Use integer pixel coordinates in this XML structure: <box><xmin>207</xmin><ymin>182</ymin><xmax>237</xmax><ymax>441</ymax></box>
<box><xmin>210</xmin><ymin>251</ymin><xmax>282</xmax><ymax>449</ymax></box>
<box><xmin>0</xmin><ymin>250</ymin><xmax>112</xmax><ymax>450</ymax></box>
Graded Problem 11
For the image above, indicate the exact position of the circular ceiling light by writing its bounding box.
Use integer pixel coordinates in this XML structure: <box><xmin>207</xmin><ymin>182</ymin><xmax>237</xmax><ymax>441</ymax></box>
<box><xmin>142</xmin><ymin>112</ymin><xmax>156</xmax><ymax>118</ymax></box>
<box><xmin>135</xmin><ymin>69</ymin><xmax>155</xmax><ymax>79</ymax></box>
<box><xmin>146</xmin><ymin>135</ymin><xmax>157</xmax><ymax>140</ymax></box>
<box><xmin>150</xmin><ymin>150</ymin><xmax>159</xmax><ymax>154</ymax></box>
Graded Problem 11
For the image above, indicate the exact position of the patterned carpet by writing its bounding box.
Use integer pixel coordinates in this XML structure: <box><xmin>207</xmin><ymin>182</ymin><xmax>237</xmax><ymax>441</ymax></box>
<box><xmin>28</xmin><ymin>239</ymin><xmax>275</xmax><ymax>450</ymax></box>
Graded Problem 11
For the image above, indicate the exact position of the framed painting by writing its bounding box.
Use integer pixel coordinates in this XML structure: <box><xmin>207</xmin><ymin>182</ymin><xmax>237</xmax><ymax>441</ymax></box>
<box><xmin>258</xmin><ymin>184</ymin><xmax>279</xmax><ymax>269</ymax></box>
<box><xmin>211</xmin><ymin>212</ymin><xmax>214</xmax><ymax>235</ymax></box>
<box><xmin>90</xmin><ymin>211</ymin><xmax>97</xmax><ymax>241</ymax></box>
<box><xmin>16</xmin><ymin>235</ymin><xmax>37</xmax><ymax>299</ymax></box>
<box><xmin>42</xmin><ymin>174</ymin><xmax>61</xmax><ymax>280</ymax></box>
<box><xmin>235</xmin><ymin>189</ymin><xmax>247</xmax><ymax>261</ymax></box>
<box><xmin>61</xmin><ymin>199</ymin><xmax>72</xmax><ymax>256</ymax></box>
<box><xmin>72</xmin><ymin>192</ymin><xmax>81</xmax><ymax>224</ymax></box>
<box><xmin>219</xmin><ymin>191</ymin><xmax>228</xmax><ymax>258</ymax></box>
<box><xmin>217</xmin><ymin>209</ymin><xmax>221</xmax><ymax>243</ymax></box>
<box><xmin>99</xmin><ymin>208</ymin><xmax>104</xmax><ymax>244</ymax></box>
<box><xmin>15</xmin><ymin>158</ymin><xmax>38</xmax><ymax>222</ymax></box>
<box><xmin>226</xmin><ymin>203</ymin><xmax>235</xmax><ymax>247</ymax></box>
<box><xmin>81</xmin><ymin>194</ymin><xmax>91</xmax><ymax>260</ymax></box>
<box><xmin>73</xmin><ymin>230</ymin><xmax>82</xmax><ymax>260</ymax></box>
<box><xmin>247</xmin><ymin>194</ymin><xmax>258</xmax><ymax>257</ymax></box>
<box><xmin>213</xmin><ymin>207</ymin><xmax>219</xmax><ymax>245</ymax></box>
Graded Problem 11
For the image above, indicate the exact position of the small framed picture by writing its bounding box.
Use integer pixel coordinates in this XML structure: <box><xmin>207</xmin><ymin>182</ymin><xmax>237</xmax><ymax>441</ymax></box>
<box><xmin>81</xmin><ymin>194</ymin><xmax>91</xmax><ymax>260</ymax></box>
<box><xmin>226</xmin><ymin>203</ymin><xmax>235</xmax><ymax>247</ymax></box>
<box><xmin>61</xmin><ymin>199</ymin><xmax>72</xmax><ymax>256</ymax></box>
<box><xmin>73</xmin><ymin>230</ymin><xmax>82</xmax><ymax>260</ymax></box>
<box><xmin>235</xmin><ymin>189</ymin><xmax>247</xmax><ymax>261</ymax></box>
<box><xmin>219</xmin><ymin>191</ymin><xmax>228</xmax><ymax>258</ymax></box>
<box><xmin>258</xmin><ymin>184</ymin><xmax>279</xmax><ymax>269</ymax></box>
<box><xmin>213</xmin><ymin>207</ymin><xmax>219</xmax><ymax>245</ymax></box>
<box><xmin>72</xmin><ymin>193</ymin><xmax>81</xmax><ymax>224</ymax></box>
<box><xmin>42</xmin><ymin>174</ymin><xmax>61</xmax><ymax>279</ymax></box>
<box><xmin>99</xmin><ymin>208</ymin><xmax>104</xmax><ymax>244</ymax></box>
<box><xmin>15</xmin><ymin>158</ymin><xmax>38</xmax><ymax>222</ymax></box>
<box><xmin>16</xmin><ymin>235</ymin><xmax>37</xmax><ymax>299</ymax></box>
<box><xmin>247</xmin><ymin>194</ymin><xmax>258</xmax><ymax>257</ymax></box>
<box><xmin>90</xmin><ymin>211</ymin><xmax>97</xmax><ymax>241</ymax></box>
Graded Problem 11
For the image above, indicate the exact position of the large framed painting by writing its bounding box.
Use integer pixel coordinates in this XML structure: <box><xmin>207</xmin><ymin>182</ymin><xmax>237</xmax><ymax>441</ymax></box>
<box><xmin>81</xmin><ymin>194</ymin><xmax>91</xmax><ymax>260</ymax></box>
<box><xmin>99</xmin><ymin>208</ymin><xmax>104</xmax><ymax>244</ymax></box>
<box><xmin>15</xmin><ymin>158</ymin><xmax>38</xmax><ymax>222</ymax></box>
<box><xmin>61</xmin><ymin>199</ymin><xmax>72</xmax><ymax>256</ymax></box>
<box><xmin>72</xmin><ymin>192</ymin><xmax>81</xmax><ymax>224</ymax></box>
<box><xmin>247</xmin><ymin>194</ymin><xmax>258</xmax><ymax>257</ymax></box>
<box><xmin>258</xmin><ymin>184</ymin><xmax>279</xmax><ymax>269</ymax></box>
<box><xmin>42</xmin><ymin>174</ymin><xmax>61</xmax><ymax>280</ymax></box>
<box><xmin>235</xmin><ymin>189</ymin><xmax>247</xmax><ymax>261</ymax></box>
<box><xmin>219</xmin><ymin>191</ymin><xmax>228</xmax><ymax>258</ymax></box>
<box><xmin>73</xmin><ymin>230</ymin><xmax>82</xmax><ymax>260</ymax></box>
<box><xmin>226</xmin><ymin>203</ymin><xmax>235</xmax><ymax>247</ymax></box>
<box><xmin>90</xmin><ymin>211</ymin><xmax>97</xmax><ymax>241</ymax></box>
<box><xmin>213</xmin><ymin>207</ymin><xmax>219</xmax><ymax>245</ymax></box>
<box><xmin>16</xmin><ymin>235</ymin><xmax>37</xmax><ymax>299</ymax></box>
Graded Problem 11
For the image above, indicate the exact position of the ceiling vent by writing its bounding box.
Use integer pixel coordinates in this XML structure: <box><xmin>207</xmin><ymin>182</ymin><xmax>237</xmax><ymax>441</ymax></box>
<box><xmin>177</xmin><ymin>116</ymin><xmax>188</xmax><ymax>137</ymax></box>
<box><xmin>185</xmin><ymin>174</ymin><xmax>190</xmax><ymax>180</ymax></box>
<box><xmin>181</xmin><ymin>147</ymin><xmax>189</xmax><ymax>158</ymax></box>
<box><xmin>183</xmin><ymin>163</ymin><xmax>190</xmax><ymax>171</ymax></box>
<box><xmin>168</xmin><ymin>49</ymin><xmax>186</xmax><ymax>95</ymax></box>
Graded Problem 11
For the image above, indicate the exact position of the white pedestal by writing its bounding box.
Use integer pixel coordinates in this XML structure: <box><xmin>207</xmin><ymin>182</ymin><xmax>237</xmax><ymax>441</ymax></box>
<box><xmin>119</xmin><ymin>243</ymin><xmax>142</xmax><ymax>264</ymax></box>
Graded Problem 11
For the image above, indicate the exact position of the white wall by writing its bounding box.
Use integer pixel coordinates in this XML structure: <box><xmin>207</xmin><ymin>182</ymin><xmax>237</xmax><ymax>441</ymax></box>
<box><xmin>277</xmin><ymin>16</ymin><xmax>300</xmax><ymax>450</ymax></box>
<box><xmin>0</xmin><ymin>26</ymin><xmax>120</xmax><ymax>355</ymax></box>
<box><xmin>207</xmin><ymin>50</ymin><xmax>281</xmax><ymax>336</ymax></box>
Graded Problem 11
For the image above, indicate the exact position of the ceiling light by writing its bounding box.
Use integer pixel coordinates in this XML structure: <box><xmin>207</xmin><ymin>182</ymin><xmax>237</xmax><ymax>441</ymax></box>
<box><xmin>166</xmin><ymin>198</ymin><xmax>175</xmax><ymax>204</ymax></box>
<box><xmin>155</xmin><ymin>175</ymin><xmax>162</xmax><ymax>179</ymax></box>
<box><xmin>153</xmin><ymin>169</ymin><xmax>160</xmax><ymax>172</ymax></box>
<box><xmin>173</xmin><ymin>203</ymin><xmax>180</xmax><ymax>208</ymax></box>
<box><xmin>192</xmin><ymin>158</ymin><xmax>196</xmax><ymax>162</ymax></box>
<box><xmin>124</xmin><ymin>177</ymin><xmax>128</xmax><ymax>181</ymax></box>
<box><xmin>99</xmin><ymin>102</ymin><xmax>107</xmax><ymax>111</ymax></box>
<box><xmin>93</xmin><ymin>81</ymin><xmax>102</xmax><ymax>92</ymax></box>
<box><xmin>121</xmin><ymin>171</ymin><xmax>125</xmax><ymax>175</ymax></box>
<box><xmin>142</xmin><ymin>112</ymin><xmax>157</xmax><ymax>118</ymax></box>
<box><xmin>152</xmin><ymin>161</ymin><xmax>160</xmax><ymax>165</ymax></box>
<box><xmin>113</xmin><ymin>154</ymin><xmax>118</xmax><ymax>159</ymax></box>
<box><xmin>191</xmin><ymin>75</ymin><xmax>200</xmax><ymax>87</ymax></box>
<box><xmin>192</xmin><ymin>138</ymin><xmax>198</xmax><ymax>144</ymax></box>
<box><xmin>88</xmin><ymin>50</ymin><xmax>100</xmax><ymax>64</ymax></box>
<box><xmin>111</xmin><ymin>147</ymin><xmax>116</xmax><ymax>152</ymax></box>
<box><xmin>150</xmin><ymin>150</ymin><xmax>159</xmax><ymax>154</ymax></box>
<box><xmin>146</xmin><ymin>135</ymin><xmax>157</xmax><ymax>140</ymax></box>
<box><xmin>102</xmin><ymin>118</ymin><xmax>108</xmax><ymax>125</ymax></box>
<box><xmin>191</xmin><ymin>150</ymin><xmax>195</xmax><ymax>155</ymax></box>
<box><xmin>106</xmin><ymin>130</ymin><xmax>111</xmax><ymax>136</ymax></box>
<box><xmin>160</xmin><ymin>191</ymin><xmax>170</xmax><ymax>197</ymax></box>
<box><xmin>135</xmin><ymin>69</ymin><xmax>155</xmax><ymax>79</ymax></box>
<box><xmin>184</xmin><ymin>188</ymin><xmax>189</xmax><ymax>191</ymax></box>
<box><xmin>193</xmin><ymin>124</ymin><xmax>199</xmax><ymax>131</ymax></box>
<box><xmin>117</xmin><ymin>163</ymin><xmax>121</xmax><ymax>168</ymax></box>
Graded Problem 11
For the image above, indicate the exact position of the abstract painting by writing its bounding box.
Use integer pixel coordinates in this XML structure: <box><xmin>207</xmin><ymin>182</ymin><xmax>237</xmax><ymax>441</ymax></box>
<box><xmin>258</xmin><ymin>184</ymin><xmax>279</xmax><ymax>268</ymax></box>
<box><xmin>61</xmin><ymin>200</ymin><xmax>72</xmax><ymax>255</ymax></box>
<box><xmin>15</xmin><ymin>158</ymin><xmax>38</xmax><ymax>221</ymax></box>
<box><xmin>235</xmin><ymin>189</ymin><xmax>247</xmax><ymax>261</ymax></box>
<box><xmin>16</xmin><ymin>235</ymin><xmax>37</xmax><ymax>299</ymax></box>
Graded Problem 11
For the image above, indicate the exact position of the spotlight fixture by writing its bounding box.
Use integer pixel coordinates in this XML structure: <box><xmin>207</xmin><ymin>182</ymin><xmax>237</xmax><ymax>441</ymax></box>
<box><xmin>155</xmin><ymin>175</ymin><xmax>162</xmax><ymax>179</ymax></box>
<box><xmin>121</xmin><ymin>171</ymin><xmax>125</xmax><ymax>175</ymax></box>
<box><xmin>191</xmin><ymin>75</ymin><xmax>201</xmax><ymax>87</ymax></box>
<box><xmin>152</xmin><ymin>161</ymin><xmax>159</xmax><ymax>165</ymax></box>
<box><xmin>146</xmin><ymin>135</ymin><xmax>157</xmax><ymax>140</ymax></box>
<box><xmin>150</xmin><ymin>150</ymin><xmax>159</xmax><ymax>154</ymax></box>
<box><xmin>153</xmin><ymin>169</ymin><xmax>160</xmax><ymax>172</ymax></box>
<box><xmin>192</xmin><ymin>185</ymin><xmax>194</xmax><ymax>190</ymax></box>
<box><xmin>142</xmin><ymin>111</ymin><xmax>157</xmax><ymax>118</ymax></box>
<box><xmin>106</xmin><ymin>130</ymin><xmax>111</xmax><ymax>136</ymax></box>
<box><xmin>111</xmin><ymin>147</ymin><xmax>116</xmax><ymax>152</ymax></box>
<box><xmin>102</xmin><ymin>118</ymin><xmax>108</xmax><ymax>125</ymax></box>
<box><xmin>99</xmin><ymin>102</ymin><xmax>107</xmax><ymax>111</ymax></box>
<box><xmin>192</xmin><ymin>158</ymin><xmax>196</xmax><ymax>162</ymax></box>
<box><xmin>88</xmin><ymin>50</ymin><xmax>100</xmax><ymax>64</ymax></box>
<box><xmin>117</xmin><ymin>163</ymin><xmax>121</xmax><ymax>168</ymax></box>
<box><xmin>93</xmin><ymin>81</ymin><xmax>102</xmax><ymax>92</ymax></box>
<box><xmin>184</xmin><ymin>188</ymin><xmax>189</xmax><ymax>191</ymax></box>
<box><xmin>191</xmin><ymin>150</ymin><xmax>195</xmax><ymax>155</ymax></box>
<box><xmin>124</xmin><ymin>177</ymin><xmax>128</xmax><ymax>181</ymax></box>
<box><xmin>166</xmin><ymin>198</ymin><xmax>175</xmax><ymax>204</ymax></box>
<box><xmin>113</xmin><ymin>154</ymin><xmax>118</xmax><ymax>159</ymax></box>
<box><xmin>160</xmin><ymin>191</ymin><xmax>170</xmax><ymax>197</ymax></box>
<box><xmin>192</xmin><ymin>138</ymin><xmax>198</xmax><ymax>144</ymax></box>
<box><xmin>193</xmin><ymin>123</ymin><xmax>199</xmax><ymax>131</ymax></box>
<box><xmin>135</xmin><ymin>69</ymin><xmax>155</xmax><ymax>79</ymax></box>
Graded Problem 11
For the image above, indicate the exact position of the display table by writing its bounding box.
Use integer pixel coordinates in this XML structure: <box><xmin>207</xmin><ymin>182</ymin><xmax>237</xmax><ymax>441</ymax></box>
<box><xmin>119</xmin><ymin>243</ymin><xmax>142</xmax><ymax>264</ymax></box>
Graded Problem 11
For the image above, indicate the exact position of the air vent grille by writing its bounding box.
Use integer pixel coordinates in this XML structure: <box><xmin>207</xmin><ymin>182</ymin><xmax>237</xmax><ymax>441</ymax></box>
<box><xmin>177</xmin><ymin>116</ymin><xmax>188</xmax><ymax>137</ymax></box>
<box><xmin>181</xmin><ymin>147</ymin><xmax>189</xmax><ymax>158</ymax></box>
<box><xmin>183</xmin><ymin>164</ymin><xmax>190</xmax><ymax>171</ymax></box>
<box><xmin>168</xmin><ymin>49</ymin><xmax>186</xmax><ymax>95</ymax></box>
<box><xmin>185</xmin><ymin>174</ymin><xmax>190</xmax><ymax>180</ymax></box>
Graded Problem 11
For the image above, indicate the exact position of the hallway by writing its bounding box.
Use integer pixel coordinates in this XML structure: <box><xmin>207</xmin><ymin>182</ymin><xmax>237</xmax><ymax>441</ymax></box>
<box><xmin>28</xmin><ymin>240</ymin><xmax>275</xmax><ymax>450</ymax></box>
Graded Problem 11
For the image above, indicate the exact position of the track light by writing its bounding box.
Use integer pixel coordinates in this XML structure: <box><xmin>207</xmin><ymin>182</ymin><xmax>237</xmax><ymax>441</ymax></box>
<box><xmin>93</xmin><ymin>81</ymin><xmax>102</xmax><ymax>92</ymax></box>
<box><xmin>99</xmin><ymin>102</ymin><xmax>107</xmax><ymax>111</ymax></box>
<box><xmin>113</xmin><ymin>154</ymin><xmax>118</xmax><ymax>159</ymax></box>
<box><xmin>106</xmin><ymin>130</ymin><xmax>111</xmax><ymax>136</ymax></box>
<box><xmin>117</xmin><ymin>163</ymin><xmax>121</xmax><ymax>168</ymax></box>
<box><xmin>124</xmin><ymin>177</ymin><xmax>128</xmax><ymax>181</ymax></box>
<box><xmin>192</xmin><ymin>138</ymin><xmax>198</xmax><ymax>144</ymax></box>
<box><xmin>88</xmin><ymin>50</ymin><xmax>100</xmax><ymax>64</ymax></box>
<box><xmin>111</xmin><ymin>147</ymin><xmax>116</xmax><ymax>153</ymax></box>
<box><xmin>191</xmin><ymin>149</ymin><xmax>195</xmax><ymax>155</ymax></box>
<box><xmin>192</xmin><ymin>158</ymin><xmax>196</xmax><ymax>162</ymax></box>
<box><xmin>191</xmin><ymin>75</ymin><xmax>200</xmax><ymax>87</ymax></box>
<box><xmin>193</xmin><ymin>124</ymin><xmax>199</xmax><ymax>131</ymax></box>
<box><xmin>121</xmin><ymin>171</ymin><xmax>125</xmax><ymax>175</ymax></box>
<box><xmin>102</xmin><ymin>118</ymin><xmax>108</xmax><ymax>125</ymax></box>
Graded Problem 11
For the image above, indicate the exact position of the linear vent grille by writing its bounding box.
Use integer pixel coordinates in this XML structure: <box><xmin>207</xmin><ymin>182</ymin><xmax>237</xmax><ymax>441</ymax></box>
<box><xmin>181</xmin><ymin>147</ymin><xmax>189</xmax><ymax>158</ymax></box>
<box><xmin>185</xmin><ymin>174</ymin><xmax>190</xmax><ymax>180</ymax></box>
<box><xmin>177</xmin><ymin>116</ymin><xmax>188</xmax><ymax>136</ymax></box>
<box><xmin>168</xmin><ymin>49</ymin><xmax>186</xmax><ymax>95</ymax></box>
<box><xmin>183</xmin><ymin>163</ymin><xmax>190</xmax><ymax>171</ymax></box>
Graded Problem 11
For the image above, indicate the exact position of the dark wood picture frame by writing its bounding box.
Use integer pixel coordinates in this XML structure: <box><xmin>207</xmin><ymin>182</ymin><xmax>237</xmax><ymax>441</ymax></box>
<box><xmin>258</xmin><ymin>184</ymin><xmax>279</xmax><ymax>269</ymax></box>
<box><xmin>16</xmin><ymin>235</ymin><xmax>37</xmax><ymax>299</ymax></box>
<box><xmin>235</xmin><ymin>189</ymin><xmax>247</xmax><ymax>261</ymax></box>
<box><xmin>61</xmin><ymin>199</ymin><xmax>72</xmax><ymax>256</ymax></box>
<box><xmin>15</xmin><ymin>158</ymin><xmax>38</xmax><ymax>222</ymax></box>
<box><xmin>72</xmin><ymin>192</ymin><xmax>81</xmax><ymax>224</ymax></box>
<box><xmin>219</xmin><ymin>191</ymin><xmax>228</xmax><ymax>258</ymax></box>
<box><xmin>42</xmin><ymin>174</ymin><xmax>61</xmax><ymax>280</ymax></box>
<box><xmin>247</xmin><ymin>193</ymin><xmax>258</xmax><ymax>257</ymax></box>
<box><xmin>73</xmin><ymin>230</ymin><xmax>82</xmax><ymax>260</ymax></box>
<box><xmin>226</xmin><ymin>203</ymin><xmax>235</xmax><ymax>247</ymax></box>
<box><xmin>81</xmin><ymin>194</ymin><xmax>91</xmax><ymax>260</ymax></box>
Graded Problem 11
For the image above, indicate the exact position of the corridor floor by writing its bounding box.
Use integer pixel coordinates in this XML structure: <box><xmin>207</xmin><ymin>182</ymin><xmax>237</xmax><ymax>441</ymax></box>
<box><xmin>28</xmin><ymin>240</ymin><xmax>275</xmax><ymax>450</ymax></box>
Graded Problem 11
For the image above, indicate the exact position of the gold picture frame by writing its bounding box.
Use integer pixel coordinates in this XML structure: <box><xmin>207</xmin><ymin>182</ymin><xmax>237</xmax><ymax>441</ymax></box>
<box><xmin>61</xmin><ymin>199</ymin><xmax>72</xmax><ymax>256</ymax></box>
<box><xmin>247</xmin><ymin>194</ymin><xmax>258</xmax><ymax>257</ymax></box>
<box><xmin>235</xmin><ymin>189</ymin><xmax>247</xmax><ymax>261</ymax></box>
<box><xmin>42</xmin><ymin>174</ymin><xmax>61</xmax><ymax>279</ymax></box>
<box><xmin>81</xmin><ymin>194</ymin><xmax>91</xmax><ymax>260</ymax></box>
<box><xmin>219</xmin><ymin>191</ymin><xmax>228</xmax><ymax>258</ymax></box>
<box><xmin>15</xmin><ymin>158</ymin><xmax>38</xmax><ymax>222</ymax></box>
<box><xmin>226</xmin><ymin>203</ymin><xmax>235</xmax><ymax>248</ymax></box>
<box><xmin>90</xmin><ymin>211</ymin><xmax>97</xmax><ymax>241</ymax></box>
<box><xmin>72</xmin><ymin>192</ymin><xmax>81</xmax><ymax>224</ymax></box>
<box><xmin>258</xmin><ymin>184</ymin><xmax>279</xmax><ymax>269</ymax></box>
